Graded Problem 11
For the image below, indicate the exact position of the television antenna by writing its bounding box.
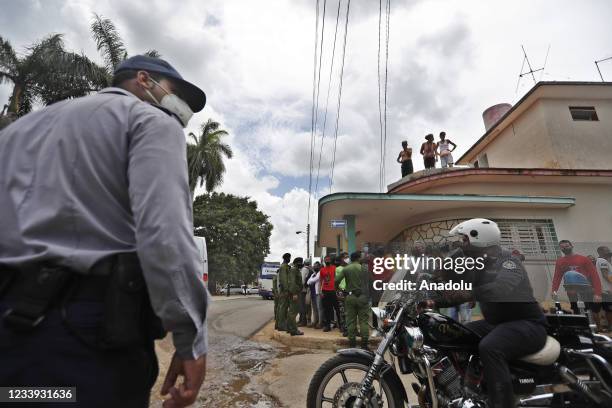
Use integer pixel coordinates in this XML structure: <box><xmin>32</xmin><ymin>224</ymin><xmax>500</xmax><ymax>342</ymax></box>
<box><xmin>595</xmin><ymin>56</ymin><xmax>612</xmax><ymax>81</ymax></box>
<box><xmin>515</xmin><ymin>45</ymin><xmax>549</xmax><ymax>93</ymax></box>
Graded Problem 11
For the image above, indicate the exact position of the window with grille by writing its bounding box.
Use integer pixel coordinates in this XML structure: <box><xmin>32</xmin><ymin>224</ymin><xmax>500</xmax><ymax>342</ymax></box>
<box><xmin>493</xmin><ymin>219</ymin><xmax>559</xmax><ymax>257</ymax></box>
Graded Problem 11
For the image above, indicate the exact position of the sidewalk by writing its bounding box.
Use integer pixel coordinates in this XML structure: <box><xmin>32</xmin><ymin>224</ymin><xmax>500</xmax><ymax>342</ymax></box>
<box><xmin>270</xmin><ymin>323</ymin><xmax>381</xmax><ymax>351</ymax></box>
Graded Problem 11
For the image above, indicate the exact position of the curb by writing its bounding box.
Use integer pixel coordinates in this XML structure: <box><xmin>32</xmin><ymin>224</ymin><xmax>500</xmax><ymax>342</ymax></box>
<box><xmin>271</xmin><ymin>328</ymin><xmax>381</xmax><ymax>351</ymax></box>
<box><xmin>210</xmin><ymin>295</ymin><xmax>262</xmax><ymax>302</ymax></box>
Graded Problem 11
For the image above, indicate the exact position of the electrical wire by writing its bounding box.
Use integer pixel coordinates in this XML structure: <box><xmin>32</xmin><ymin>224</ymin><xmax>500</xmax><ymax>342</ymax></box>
<box><xmin>329</xmin><ymin>0</ymin><xmax>351</xmax><ymax>193</ymax></box>
<box><xmin>307</xmin><ymin>0</ymin><xmax>321</xmax><ymax>229</ymax></box>
<box><xmin>382</xmin><ymin>0</ymin><xmax>391</xmax><ymax>191</ymax></box>
<box><xmin>377</xmin><ymin>0</ymin><xmax>383</xmax><ymax>192</ymax></box>
<box><xmin>313</xmin><ymin>0</ymin><xmax>342</xmax><ymax>202</ymax></box>
<box><xmin>311</xmin><ymin>0</ymin><xmax>327</xmax><ymax>182</ymax></box>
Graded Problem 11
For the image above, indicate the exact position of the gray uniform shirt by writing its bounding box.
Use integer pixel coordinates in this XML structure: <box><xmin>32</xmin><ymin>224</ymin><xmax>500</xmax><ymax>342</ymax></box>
<box><xmin>0</xmin><ymin>88</ymin><xmax>208</xmax><ymax>359</ymax></box>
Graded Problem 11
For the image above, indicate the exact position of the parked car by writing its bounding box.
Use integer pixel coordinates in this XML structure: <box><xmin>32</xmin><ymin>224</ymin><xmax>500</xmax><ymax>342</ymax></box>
<box><xmin>225</xmin><ymin>285</ymin><xmax>244</xmax><ymax>295</ymax></box>
<box><xmin>247</xmin><ymin>286</ymin><xmax>258</xmax><ymax>295</ymax></box>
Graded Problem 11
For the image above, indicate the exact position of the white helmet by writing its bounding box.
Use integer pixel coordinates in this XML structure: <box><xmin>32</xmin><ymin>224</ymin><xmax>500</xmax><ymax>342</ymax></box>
<box><xmin>449</xmin><ymin>218</ymin><xmax>501</xmax><ymax>248</ymax></box>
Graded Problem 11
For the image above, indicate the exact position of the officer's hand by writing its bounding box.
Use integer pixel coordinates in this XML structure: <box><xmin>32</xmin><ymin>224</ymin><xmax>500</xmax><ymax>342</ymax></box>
<box><xmin>292</xmin><ymin>294</ymin><xmax>298</xmax><ymax>301</ymax></box>
<box><xmin>162</xmin><ymin>352</ymin><xmax>207</xmax><ymax>408</ymax></box>
<box><xmin>593</xmin><ymin>294</ymin><xmax>602</xmax><ymax>303</ymax></box>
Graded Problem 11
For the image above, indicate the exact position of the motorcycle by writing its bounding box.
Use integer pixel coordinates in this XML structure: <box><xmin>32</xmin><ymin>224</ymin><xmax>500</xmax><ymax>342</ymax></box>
<box><xmin>306</xmin><ymin>272</ymin><xmax>612</xmax><ymax>408</ymax></box>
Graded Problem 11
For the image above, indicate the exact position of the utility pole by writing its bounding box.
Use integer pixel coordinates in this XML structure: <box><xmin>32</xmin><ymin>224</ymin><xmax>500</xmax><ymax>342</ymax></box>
<box><xmin>306</xmin><ymin>223</ymin><xmax>311</xmax><ymax>260</ymax></box>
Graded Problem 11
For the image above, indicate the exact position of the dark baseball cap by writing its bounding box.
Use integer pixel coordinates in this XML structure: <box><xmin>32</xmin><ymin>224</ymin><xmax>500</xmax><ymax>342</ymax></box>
<box><xmin>114</xmin><ymin>55</ymin><xmax>206</xmax><ymax>112</ymax></box>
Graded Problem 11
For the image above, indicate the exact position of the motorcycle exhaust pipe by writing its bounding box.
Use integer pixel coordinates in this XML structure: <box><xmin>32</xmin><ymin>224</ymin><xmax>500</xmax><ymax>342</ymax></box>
<box><xmin>518</xmin><ymin>393</ymin><xmax>553</xmax><ymax>405</ymax></box>
<box><xmin>556</xmin><ymin>364</ymin><xmax>602</xmax><ymax>405</ymax></box>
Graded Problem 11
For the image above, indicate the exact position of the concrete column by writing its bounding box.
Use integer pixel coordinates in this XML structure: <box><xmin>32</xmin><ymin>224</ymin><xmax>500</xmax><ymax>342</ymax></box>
<box><xmin>344</xmin><ymin>215</ymin><xmax>356</xmax><ymax>254</ymax></box>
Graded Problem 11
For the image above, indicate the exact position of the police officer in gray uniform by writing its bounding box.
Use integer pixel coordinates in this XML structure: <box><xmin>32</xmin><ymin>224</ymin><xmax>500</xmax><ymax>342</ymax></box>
<box><xmin>0</xmin><ymin>55</ymin><xmax>208</xmax><ymax>408</ymax></box>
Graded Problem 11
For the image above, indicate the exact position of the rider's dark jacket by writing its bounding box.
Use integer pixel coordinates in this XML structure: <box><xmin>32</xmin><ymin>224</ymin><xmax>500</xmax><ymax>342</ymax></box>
<box><xmin>438</xmin><ymin>248</ymin><xmax>546</xmax><ymax>325</ymax></box>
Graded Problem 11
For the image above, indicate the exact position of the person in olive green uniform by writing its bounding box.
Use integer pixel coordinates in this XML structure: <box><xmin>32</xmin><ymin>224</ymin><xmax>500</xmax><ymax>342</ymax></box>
<box><xmin>335</xmin><ymin>251</ymin><xmax>370</xmax><ymax>349</ymax></box>
<box><xmin>286</xmin><ymin>257</ymin><xmax>305</xmax><ymax>336</ymax></box>
<box><xmin>276</xmin><ymin>253</ymin><xmax>291</xmax><ymax>331</ymax></box>
<box><xmin>272</xmin><ymin>274</ymin><xmax>279</xmax><ymax>330</ymax></box>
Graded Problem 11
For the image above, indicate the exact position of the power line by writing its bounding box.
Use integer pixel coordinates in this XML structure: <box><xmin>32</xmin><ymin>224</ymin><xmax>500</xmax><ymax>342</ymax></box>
<box><xmin>329</xmin><ymin>0</ymin><xmax>351</xmax><ymax>193</ymax></box>
<box><xmin>377</xmin><ymin>0</ymin><xmax>383</xmax><ymax>192</ymax></box>
<box><xmin>313</xmin><ymin>0</ymin><xmax>342</xmax><ymax>203</ymax></box>
<box><xmin>312</xmin><ymin>0</ymin><xmax>328</xmax><ymax>165</ymax></box>
<box><xmin>307</xmin><ymin>0</ymin><xmax>321</xmax><ymax>229</ymax></box>
<box><xmin>382</xmin><ymin>0</ymin><xmax>391</xmax><ymax>192</ymax></box>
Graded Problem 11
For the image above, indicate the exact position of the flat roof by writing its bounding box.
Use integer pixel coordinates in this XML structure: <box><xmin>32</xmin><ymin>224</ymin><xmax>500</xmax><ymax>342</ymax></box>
<box><xmin>387</xmin><ymin>167</ymin><xmax>612</xmax><ymax>193</ymax></box>
<box><xmin>456</xmin><ymin>81</ymin><xmax>612</xmax><ymax>165</ymax></box>
<box><xmin>317</xmin><ymin>192</ymin><xmax>575</xmax><ymax>248</ymax></box>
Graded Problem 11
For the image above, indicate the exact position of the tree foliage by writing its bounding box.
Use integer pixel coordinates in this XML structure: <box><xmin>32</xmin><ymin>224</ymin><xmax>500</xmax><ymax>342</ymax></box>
<box><xmin>90</xmin><ymin>13</ymin><xmax>161</xmax><ymax>86</ymax></box>
<box><xmin>0</xmin><ymin>34</ymin><xmax>106</xmax><ymax>116</ymax></box>
<box><xmin>187</xmin><ymin>119</ymin><xmax>233</xmax><ymax>194</ymax></box>
<box><xmin>193</xmin><ymin>193</ymin><xmax>272</xmax><ymax>289</ymax></box>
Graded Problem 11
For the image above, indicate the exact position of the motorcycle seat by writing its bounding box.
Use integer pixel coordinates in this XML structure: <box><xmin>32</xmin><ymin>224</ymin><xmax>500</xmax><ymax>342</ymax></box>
<box><xmin>519</xmin><ymin>336</ymin><xmax>560</xmax><ymax>366</ymax></box>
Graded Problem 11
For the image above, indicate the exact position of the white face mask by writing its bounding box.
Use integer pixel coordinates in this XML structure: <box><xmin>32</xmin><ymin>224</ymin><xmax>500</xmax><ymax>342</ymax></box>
<box><xmin>145</xmin><ymin>79</ymin><xmax>194</xmax><ymax>128</ymax></box>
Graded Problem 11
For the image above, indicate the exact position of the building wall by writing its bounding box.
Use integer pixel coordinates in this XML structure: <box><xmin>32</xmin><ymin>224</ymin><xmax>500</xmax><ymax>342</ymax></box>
<box><xmin>415</xmin><ymin>181</ymin><xmax>612</xmax><ymax>244</ymax></box>
<box><xmin>544</xmin><ymin>98</ymin><xmax>612</xmax><ymax>169</ymax></box>
<box><xmin>472</xmin><ymin>97</ymin><xmax>612</xmax><ymax>169</ymax></box>
<box><xmin>472</xmin><ymin>100</ymin><xmax>556</xmax><ymax>168</ymax></box>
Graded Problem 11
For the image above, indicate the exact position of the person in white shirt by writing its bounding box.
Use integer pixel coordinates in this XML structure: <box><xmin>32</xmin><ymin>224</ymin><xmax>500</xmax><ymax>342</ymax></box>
<box><xmin>437</xmin><ymin>131</ymin><xmax>457</xmax><ymax>168</ymax></box>
<box><xmin>307</xmin><ymin>262</ymin><xmax>323</xmax><ymax>329</ymax></box>
<box><xmin>298</xmin><ymin>261</ymin><xmax>312</xmax><ymax>326</ymax></box>
<box><xmin>595</xmin><ymin>246</ymin><xmax>612</xmax><ymax>327</ymax></box>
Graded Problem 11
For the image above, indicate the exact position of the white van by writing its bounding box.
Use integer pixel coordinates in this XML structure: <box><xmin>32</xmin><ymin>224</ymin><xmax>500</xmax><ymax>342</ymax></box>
<box><xmin>193</xmin><ymin>236</ymin><xmax>208</xmax><ymax>288</ymax></box>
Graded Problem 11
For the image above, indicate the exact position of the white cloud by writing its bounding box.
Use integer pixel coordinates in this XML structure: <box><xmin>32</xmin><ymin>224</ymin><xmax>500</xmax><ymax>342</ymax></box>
<box><xmin>2</xmin><ymin>0</ymin><xmax>612</xmax><ymax>260</ymax></box>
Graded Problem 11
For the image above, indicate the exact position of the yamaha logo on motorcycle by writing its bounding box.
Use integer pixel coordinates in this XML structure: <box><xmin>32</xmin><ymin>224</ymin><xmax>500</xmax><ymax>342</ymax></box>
<box><xmin>307</xmin><ymin>288</ymin><xmax>612</xmax><ymax>408</ymax></box>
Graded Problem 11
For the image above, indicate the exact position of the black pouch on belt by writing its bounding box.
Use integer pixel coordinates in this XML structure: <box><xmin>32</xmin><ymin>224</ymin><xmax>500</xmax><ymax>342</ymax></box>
<box><xmin>100</xmin><ymin>254</ymin><xmax>166</xmax><ymax>349</ymax></box>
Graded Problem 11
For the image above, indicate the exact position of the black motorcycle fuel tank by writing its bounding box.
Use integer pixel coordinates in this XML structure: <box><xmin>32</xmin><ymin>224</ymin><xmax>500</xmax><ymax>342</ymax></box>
<box><xmin>417</xmin><ymin>311</ymin><xmax>481</xmax><ymax>350</ymax></box>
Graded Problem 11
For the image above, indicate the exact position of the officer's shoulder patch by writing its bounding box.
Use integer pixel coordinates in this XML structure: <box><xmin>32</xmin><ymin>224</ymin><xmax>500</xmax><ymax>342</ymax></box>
<box><xmin>502</xmin><ymin>260</ymin><xmax>518</xmax><ymax>269</ymax></box>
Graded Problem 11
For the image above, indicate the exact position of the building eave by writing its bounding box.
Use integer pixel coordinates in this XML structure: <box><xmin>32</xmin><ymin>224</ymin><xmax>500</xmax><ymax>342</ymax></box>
<box><xmin>387</xmin><ymin>167</ymin><xmax>612</xmax><ymax>194</ymax></box>
<box><xmin>317</xmin><ymin>191</ymin><xmax>575</xmax><ymax>248</ymax></box>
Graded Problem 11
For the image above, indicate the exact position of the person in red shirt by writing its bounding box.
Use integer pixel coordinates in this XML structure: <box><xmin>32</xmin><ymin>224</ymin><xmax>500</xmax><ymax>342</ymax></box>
<box><xmin>319</xmin><ymin>255</ymin><xmax>343</xmax><ymax>332</ymax></box>
<box><xmin>552</xmin><ymin>240</ymin><xmax>603</xmax><ymax>328</ymax></box>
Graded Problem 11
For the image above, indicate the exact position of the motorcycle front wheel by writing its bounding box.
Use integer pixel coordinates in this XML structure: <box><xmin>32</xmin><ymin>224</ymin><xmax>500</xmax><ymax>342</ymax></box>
<box><xmin>306</xmin><ymin>354</ymin><xmax>405</xmax><ymax>408</ymax></box>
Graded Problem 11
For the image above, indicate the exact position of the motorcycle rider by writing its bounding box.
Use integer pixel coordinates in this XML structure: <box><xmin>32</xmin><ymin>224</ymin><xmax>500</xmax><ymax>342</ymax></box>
<box><xmin>435</xmin><ymin>218</ymin><xmax>548</xmax><ymax>408</ymax></box>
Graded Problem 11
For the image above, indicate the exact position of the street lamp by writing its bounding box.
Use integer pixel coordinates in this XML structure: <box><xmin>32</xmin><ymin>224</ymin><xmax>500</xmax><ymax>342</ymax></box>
<box><xmin>295</xmin><ymin>228</ymin><xmax>310</xmax><ymax>260</ymax></box>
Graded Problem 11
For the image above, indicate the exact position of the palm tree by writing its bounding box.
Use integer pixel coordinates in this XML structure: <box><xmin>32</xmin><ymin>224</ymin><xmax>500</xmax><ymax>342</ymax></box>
<box><xmin>187</xmin><ymin>119</ymin><xmax>233</xmax><ymax>194</ymax></box>
<box><xmin>0</xmin><ymin>34</ymin><xmax>107</xmax><ymax>117</ymax></box>
<box><xmin>90</xmin><ymin>13</ymin><xmax>127</xmax><ymax>78</ymax></box>
<box><xmin>90</xmin><ymin>13</ymin><xmax>160</xmax><ymax>85</ymax></box>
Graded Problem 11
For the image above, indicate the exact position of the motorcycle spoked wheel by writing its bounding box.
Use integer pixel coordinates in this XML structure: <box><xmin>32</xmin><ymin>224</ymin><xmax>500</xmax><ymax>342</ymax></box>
<box><xmin>306</xmin><ymin>354</ymin><xmax>405</xmax><ymax>408</ymax></box>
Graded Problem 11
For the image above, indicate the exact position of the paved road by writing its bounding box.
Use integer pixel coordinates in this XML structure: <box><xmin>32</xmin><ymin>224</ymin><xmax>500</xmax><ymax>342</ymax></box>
<box><xmin>150</xmin><ymin>296</ymin><xmax>277</xmax><ymax>407</ymax></box>
<box><xmin>208</xmin><ymin>296</ymin><xmax>274</xmax><ymax>338</ymax></box>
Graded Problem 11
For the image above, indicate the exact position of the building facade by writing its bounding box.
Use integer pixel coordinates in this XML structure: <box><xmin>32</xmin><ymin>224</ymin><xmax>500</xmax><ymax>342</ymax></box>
<box><xmin>316</xmin><ymin>81</ymin><xmax>612</xmax><ymax>300</ymax></box>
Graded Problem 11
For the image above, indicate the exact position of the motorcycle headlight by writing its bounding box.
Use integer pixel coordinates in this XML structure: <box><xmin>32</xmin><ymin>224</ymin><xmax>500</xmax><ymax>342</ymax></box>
<box><xmin>405</xmin><ymin>327</ymin><xmax>424</xmax><ymax>351</ymax></box>
<box><xmin>372</xmin><ymin>307</ymin><xmax>391</xmax><ymax>331</ymax></box>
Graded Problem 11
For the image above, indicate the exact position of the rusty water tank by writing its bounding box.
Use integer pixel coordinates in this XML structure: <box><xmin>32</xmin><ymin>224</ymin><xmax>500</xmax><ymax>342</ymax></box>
<box><xmin>482</xmin><ymin>103</ymin><xmax>512</xmax><ymax>131</ymax></box>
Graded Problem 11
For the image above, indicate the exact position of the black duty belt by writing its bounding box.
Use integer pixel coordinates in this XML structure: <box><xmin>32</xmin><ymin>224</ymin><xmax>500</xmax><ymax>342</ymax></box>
<box><xmin>0</xmin><ymin>258</ymin><xmax>114</xmax><ymax>331</ymax></box>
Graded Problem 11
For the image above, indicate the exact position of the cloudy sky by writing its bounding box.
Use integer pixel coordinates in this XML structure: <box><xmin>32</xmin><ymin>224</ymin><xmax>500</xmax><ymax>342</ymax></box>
<box><xmin>2</xmin><ymin>0</ymin><xmax>611</xmax><ymax>261</ymax></box>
